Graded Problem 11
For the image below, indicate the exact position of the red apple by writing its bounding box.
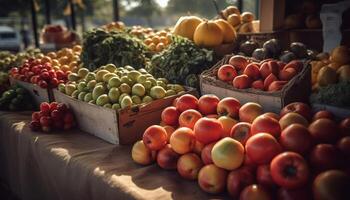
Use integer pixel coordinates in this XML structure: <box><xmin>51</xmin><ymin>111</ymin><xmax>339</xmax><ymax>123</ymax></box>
<box><xmin>177</xmin><ymin>153</ymin><xmax>203</xmax><ymax>180</ymax></box>
<box><xmin>268</xmin><ymin>81</ymin><xmax>288</xmax><ymax>92</ymax></box>
<box><xmin>279</xmin><ymin>124</ymin><xmax>313</xmax><ymax>155</ymax></box>
<box><xmin>169</xmin><ymin>127</ymin><xmax>196</xmax><ymax>154</ymax></box>
<box><xmin>239</xmin><ymin>102</ymin><xmax>263</xmax><ymax>123</ymax></box>
<box><xmin>163</xmin><ymin>125</ymin><xmax>175</xmax><ymax>142</ymax></box>
<box><xmin>312</xmin><ymin>110</ymin><xmax>334</xmax><ymax>121</ymax></box>
<box><xmin>156</xmin><ymin>144</ymin><xmax>180</xmax><ymax>170</ymax></box>
<box><xmin>310</xmin><ymin>144</ymin><xmax>342</xmax><ymax>171</ymax></box>
<box><xmin>230</xmin><ymin>122</ymin><xmax>252</xmax><ymax>145</ymax></box>
<box><xmin>337</xmin><ymin>136</ymin><xmax>350</xmax><ymax>157</ymax></box>
<box><xmin>175</xmin><ymin>94</ymin><xmax>198</xmax><ymax>113</ymax></box>
<box><xmin>201</xmin><ymin>142</ymin><xmax>216</xmax><ymax>165</ymax></box>
<box><xmin>263</xmin><ymin>74</ymin><xmax>278</xmax><ymax>90</ymax></box>
<box><xmin>252</xmin><ymin>79</ymin><xmax>264</xmax><ymax>90</ymax></box>
<box><xmin>283</xmin><ymin>60</ymin><xmax>303</xmax><ymax>72</ymax></box>
<box><xmin>229</xmin><ymin>55</ymin><xmax>249</xmax><ymax>71</ymax></box>
<box><xmin>279</xmin><ymin>112</ymin><xmax>309</xmax><ymax>130</ymax></box>
<box><xmin>339</xmin><ymin>118</ymin><xmax>350</xmax><ymax>136</ymax></box>
<box><xmin>194</xmin><ymin>118</ymin><xmax>223</xmax><ymax>144</ymax></box>
<box><xmin>309</xmin><ymin>119</ymin><xmax>339</xmax><ymax>144</ymax></box>
<box><xmin>161</xmin><ymin>106</ymin><xmax>180</xmax><ymax>126</ymax></box>
<box><xmin>277</xmin><ymin>61</ymin><xmax>286</xmax><ymax>70</ymax></box>
<box><xmin>198</xmin><ymin>94</ymin><xmax>220</xmax><ymax>115</ymax></box>
<box><xmin>251</xmin><ymin>115</ymin><xmax>281</xmax><ymax>138</ymax></box>
<box><xmin>245</xmin><ymin>133</ymin><xmax>282</xmax><ymax>165</ymax></box>
<box><xmin>198</xmin><ymin>164</ymin><xmax>227</xmax><ymax>194</ymax></box>
<box><xmin>261</xmin><ymin>112</ymin><xmax>280</xmax><ymax>120</ymax></box>
<box><xmin>211</xmin><ymin>137</ymin><xmax>244</xmax><ymax>170</ymax></box>
<box><xmin>244</xmin><ymin>63</ymin><xmax>261</xmax><ymax>80</ymax></box>
<box><xmin>257</xmin><ymin>164</ymin><xmax>276</xmax><ymax>188</ymax></box>
<box><xmin>277</xmin><ymin>187</ymin><xmax>312</xmax><ymax>200</ymax></box>
<box><xmin>233</xmin><ymin>74</ymin><xmax>252</xmax><ymax>89</ymax></box>
<box><xmin>280</xmin><ymin>102</ymin><xmax>312</xmax><ymax>120</ymax></box>
<box><xmin>260</xmin><ymin>61</ymin><xmax>280</xmax><ymax>79</ymax></box>
<box><xmin>178</xmin><ymin>109</ymin><xmax>202</xmax><ymax>129</ymax></box>
<box><xmin>239</xmin><ymin>184</ymin><xmax>272</xmax><ymax>200</ymax></box>
<box><xmin>193</xmin><ymin>140</ymin><xmax>205</xmax><ymax>155</ymax></box>
<box><xmin>279</xmin><ymin>68</ymin><xmax>297</xmax><ymax>81</ymax></box>
<box><xmin>131</xmin><ymin>140</ymin><xmax>156</xmax><ymax>165</ymax></box>
<box><xmin>217</xmin><ymin>64</ymin><xmax>238</xmax><ymax>81</ymax></box>
<box><xmin>227</xmin><ymin>166</ymin><xmax>255</xmax><ymax>198</ymax></box>
<box><xmin>218</xmin><ymin>116</ymin><xmax>238</xmax><ymax>137</ymax></box>
<box><xmin>217</xmin><ymin>97</ymin><xmax>241</xmax><ymax>119</ymax></box>
<box><xmin>142</xmin><ymin>125</ymin><xmax>168</xmax><ymax>150</ymax></box>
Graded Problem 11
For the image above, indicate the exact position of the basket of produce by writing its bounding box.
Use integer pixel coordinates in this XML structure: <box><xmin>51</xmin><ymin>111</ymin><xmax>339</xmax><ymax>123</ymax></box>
<box><xmin>54</xmin><ymin>64</ymin><xmax>197</xmax><ymax>144</ymax></box>
<box><xmin>200</xmin><ymin>54</ymin><xmax>311</xmax><ymax>113</ymax></box>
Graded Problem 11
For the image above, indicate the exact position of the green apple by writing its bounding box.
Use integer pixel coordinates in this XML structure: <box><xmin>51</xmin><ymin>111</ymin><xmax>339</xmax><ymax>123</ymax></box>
<box><xmin>84</xmin><ymin>93</ymin><xmax>92</xmax><ymax>102</ymax></box>
<box><xmin>65</xmin><ymin>84</ymin><xmax>77</xmax><ymax>96</ymax></box>
<box><xmin>147</xmin><ymin>77</ymin><xmax>157</xmax><ymax>87</ymax></box>
<box><xmin>131</xmin><ymin>95</ymin><xmax>142</xmax><ymax>104</ymax></box>
<box><xmin>78</xmin><ymin>68</ymin><xmax>89</xmax><ymax>78</ymax></box>
<box><xmin>150</xmin><ymin>86</ymin><xmax>166</xmax><ymax>99</ymax></box>
<box><xmin>92</xmin><ymin>85</ymin><xmax>105</xmax><ymax>100</ymax></box>
<box><xmin>137</xmin><ymin>75</ymin><xmax>147</xmax><ymax>84</ymax></box>
<box><xmin>87</xmin><ymin>80</ymin><xmax>97</xmax><ymax>91</ymax></box>
<box><xmin>96</xmin><ymin>94</ymin><xmax>110</xmax><ymax>106</ymax></box>
<box><xmin>142</xmin><ymin>95</ymin><xmax>153</xmax><ymax>103</ymax></box>
<box><xmin>120</xmin><ymin>76</ymin><xmax>132</xmax><ymax>86</ymax></box>
<box><xmin>78</xmin><ymin>92</ymin><xmax>87</xmax><ymax>101</ymax></box>
<box><xmin>128</xmin><ymin>70</ymin><xmax>142</xmax><ymax>82</ymax></box>
<box><xmin>103</xmin><ymin>103</ymin><xmax>112</xmax><ymax>109</ymax></box>
<box><xmin>108</xmin><ymin>77</ymin><xmax>121</xmax><ymax>88</ymax></box>
<box><xmin>68</xmin><ymin>73</ymin><xmax>80</xmax><ymax>82</ymax></box>
<box><xmin>157</xmin><ymin>78</ymin><xmax>168</xmax><ymax>84</ymax></box>
<box><xmin>119</xmin><ymin>83</ymin><xmax>131</xmax><ymax>94</ymax></box>
<box><xmin>120</xmin><ymin>96</ymin><xmax>133</xmax><ymax>109</ymax></box>
<box><xmin>112</xmin><ymin>103</ymin><xmax>121</xmax><ymax>110</ymax></box>
<box><xmin>143</xmin><ymin>80</ymin><xmax>152</xmax><ymax>90</ymax></box>
<box><xmin>96</xmin><ymin>70</ymin><xmax>109</xmax><ymax>82</ymax></box>
<box><xmin>71</xmin><ymin>90</ymin><xmax>79</xmax><ymax>99</ymax></box>
<box><xmin>103</xmin><ymin>73</ymin><xmax>116</xmax><ymax>83</ymax></box>
<box><xmin>118</xmin><ymin>93</ymin><xmax>129</xmax><ymax>104</ymax></box>
<box><xmin>77</xmin><ymin>82</ymin><xmax>87</xmax><ymax>92</ymax></box>
<box><xmin>157</xmin><ymin>80</ymin><xmax>167</xmax><ymax>89</ymax></box>
<box><xmin>124</xmin><ymin>65</ymin><xmax>135</xmax><ymax>71</ymax></box>
<box><xmin>105</xmin><ymin>64</ymin><xmax>117</xmax><ymax>73</ymax></box>
<box><xmin>173</xmin><ymin>84</ymin><xmax>185</xmax><ymax>93</ymax></box>
<box><xmin>58</xmin><ymin>83</ymin><xmax>65</xmax><ymax>93</ymax></box>
<box><xmin>165</xmin><ymin>89</ymin><xmax>176</xmax><ymax>96</ymax></box>
<box><xmin>132</xmin><ymin>83</ymin><xmax>146</xmax><ymax>97</ymax></box>
<box><xmin>108</xmin><ymin>87</ymin><xmax>120</xmax><ymax>103</ymax></box>
<box><xmin>138</xmin><ymin>68</ymin><xmax>148</xmax><ymax>74</ymax></box>
<box><xmin>85</xmin><ymin>72</ymin><xmax>96</xmax><ymax>82</ymax></box>
<box><xmin>115</xmin><ymin>71</ymin><xmax>122</xmax><ymax>77</ymax></box>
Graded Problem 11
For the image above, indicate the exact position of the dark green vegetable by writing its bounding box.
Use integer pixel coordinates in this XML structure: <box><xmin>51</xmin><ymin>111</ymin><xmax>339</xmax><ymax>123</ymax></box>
<box><xmin>0</xmin><ymin>85</ymin><xmax>33</xmax><ymax>111</ymax></box>
<box><xmin>148</xmin><ymin>36</ymin><xmax>214</xmax><ymax>89</ymax></box>
<box><xmin>81</xmin><ymin>28</ymin><xmax>150</xmax><ymax>71</ymax></box>
<box><xmin>311</xmin><ymin>81</ymin><xmax>350</xmax><ymax>107</ymax></box>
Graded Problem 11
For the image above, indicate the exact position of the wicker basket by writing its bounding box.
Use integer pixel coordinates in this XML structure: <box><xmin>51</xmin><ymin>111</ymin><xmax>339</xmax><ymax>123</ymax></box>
<box><xmin>200</xmin><ymin>55</ymin><xmax>311</xmax><ymax>113</ymax></box>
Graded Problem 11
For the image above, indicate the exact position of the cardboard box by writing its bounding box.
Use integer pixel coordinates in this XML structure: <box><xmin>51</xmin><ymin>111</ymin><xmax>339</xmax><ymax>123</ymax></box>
<box><xmin>200</xmin><ymin>55</ymin><xmax>311</xmax><ymax>113</ymax></box>
<box><xmin>53</xmin><ymin>88</ymin><xmax>197</xmax><ymax>145</ymax></box>
<box><xmin>9</xmin><ymin>77</ymin><xmax>54</xmax><ymax>106</ymax></box>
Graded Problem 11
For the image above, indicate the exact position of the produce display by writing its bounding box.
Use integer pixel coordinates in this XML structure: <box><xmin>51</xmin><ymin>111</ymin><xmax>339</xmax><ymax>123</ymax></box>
<box><xmin>217</xmin><ymin>55</ymin><xmax>304</xmax><ymax>91</ymax></box>
<box><xmin>238</xmin><ymin>39</ymin><xmax>315</xmax><ymax>62</ymax></box>
<box><xmin>0</xmin><ymin>48</ymin><xmax>41</xmax><ymax>72</ymax></box>
<box><xmin>219</xmin><ymin>5</ymin><xmax>256</xmax><ymax>33</ymax></box>
<box><xmin>0</xmin><ymin>72</ymin><xmax>10</xmax><ymax>93</ymax></box>
<box><xmin>57</xmin><ymin>64</ymin><xmax>186</xmax><ymax>110</ymax></box>
<box><xmin>81</xmin><ymin>28</ymin><xmax>149</xmax><ymax>71</ymax></box>
<box><xmin>143</xmin><ymin>30</ymin><xmax>172</xmax><ymax>53</ymax></box>
<box><xmin>284</xmin><ymin>1</ymin><xmax>322</xmax><ymax>29</ymax></box>
<box><xmin>149</xmin><ymin>36</ymin><xmax>214</xmax><ymax>88</ymax></box>
<box><xmin>44</xmin><ymin>45</ymin><xmax>82</xmax><ymax>73</ymax></box>
<box><xmin>10</xmin><ymin>58</ymin><xmax>68</xmax><ymax>89</ymax></box>
<box><xmin>30</xmin><ymin>102</ymin><xmax>76</xmax><ymax>132</ymax></box>
<box><xmin>131</xmin><ymin>93</ymin><xmax>350</xmax><ymax>199</ymax></box>
<box><xmin>102</xmin><ymin>21</ymin><xmax>126</xmax><ymax>32</ymax></box>
<box><xmin>0</xmin><ymin>85</ymin><xmax>33</xmax><ymax>111</ymax></box>
<box><xmin>41</xmin><ymin>24</ymin><xmax>80</xmax><ymax>46</ymax></box>
<box><xmin>310</xmin><ymin>46</ymin><xmax>350</xmax><ymax>107</ymax></box>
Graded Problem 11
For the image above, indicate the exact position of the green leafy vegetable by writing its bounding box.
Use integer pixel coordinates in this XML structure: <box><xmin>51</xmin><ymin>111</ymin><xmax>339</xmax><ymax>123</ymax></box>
<box><xmin>311</xmin><ymin>81</ymin><xmax>350</xmax><ymax>107</ymax></box>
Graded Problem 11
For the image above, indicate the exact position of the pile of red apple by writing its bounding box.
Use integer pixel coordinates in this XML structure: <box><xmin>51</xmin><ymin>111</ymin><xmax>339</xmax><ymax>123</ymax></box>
<box><xmin>217</xmin><ymin>55</ymin><xmax>304</xmax><ymax>91</ymax></box>
<box><xmin>10</xmin><ymin>58</ymin><xmax>68</xmax><ymax>89</ymax></box>
<box><xmin>30</xmin><ymin>102</ymin><xmax>76</xmax><ymax>132</ymax></box>
<box><xmin>131</xmin><ymin>94</ymin><xmax>350</xmax><ymax>199</ymax></box>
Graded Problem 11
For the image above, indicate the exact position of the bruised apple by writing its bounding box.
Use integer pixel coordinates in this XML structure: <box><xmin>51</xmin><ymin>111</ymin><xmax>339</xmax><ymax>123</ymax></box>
<box><xmin>211</xmin><ymin>137</ymin><xmax>244</xmax><ymax>170</ymax></box>
<box><xmin>157</xmin><ymin>144</ymin><xmax>180</xmax><ymax>170</ymax></box>
<box><xmin>131</xmin><ymin>140</ymin><xmax>156</xmax><ymax>165</ymax></box>
<box><xmin>218</xmin><ymin>116</ymin><xmax>238</xmax><ymax>137</ymax></box>
<box><xmin>251</xmin><ymin>115</ymin><xmax>281</xmax><ymax>138</ymax></box>
<box><xmin>169</xmin><ymin>127</ymin><xmax>196</xmax><ymax>154</ymax></box>
<box><xmin>177</xmin><ymin>153</ymin><xmax>203</xmax><ymax>180</ymax></box>
<box><xmin>198</xmin><ymin>94</ymin><xmax>220</xmax><ymax>115</ymax></box>
<box><xmin>161</xmin><ymin>106</ymin><xmax>180</xmax><ymax>126</ymax></box>
<box><xmin>230</xmin><ymin>122</ymin><xmax>252</xmax><ymax>145</ymax></box>
<box><xmin>198</xmin><ymin>164</ymin><xmax>227</xmax><ymax>194</ymax></box>
<box><xmin>194</xmin><ymin>118</ymin><xmax>223</xmax><ymax>144</ymax></box>
<box><xmin>217</xmin><ymin>97</ymin><xmax>241</xmax><ymax>119</ymax></box>
<box><xmin>143</xmin><ymin>125</ymin><xmax>168</xmax><ymax>150</ymax></box>
<box><xmin>178</xmin><ymin>109</ymin><xmax>202</xmax><ymax>129</ymax></box>
<box><xmin>227</xmin><ymin>166</ymin><xmax>255</xmax><ymax>198</ymax></box>
<box><xmin>201</xmin><ymin>142</ymin><xmax>216</xmax><ymax>164</ymax></box>
<box><xmin>239</xmin><ymin>102</ymin><xmax>263</xmax><ymax>123</ymax></box>
<box><xmin>175</xmin><ymin>94</ymin><xmax>198</xmax><ymax>112</ymax></box>
<box><xmin>279</xmin><ymin>112</ymin><xmax>309</xmax><ymax>130</ymax></box>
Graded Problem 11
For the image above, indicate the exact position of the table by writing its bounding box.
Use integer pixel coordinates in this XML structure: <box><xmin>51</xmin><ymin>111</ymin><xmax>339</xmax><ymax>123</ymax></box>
<box><xmin>0</xmin><ymin>112</ymin><xmax>228</xmax><ymax>200</ymax></box>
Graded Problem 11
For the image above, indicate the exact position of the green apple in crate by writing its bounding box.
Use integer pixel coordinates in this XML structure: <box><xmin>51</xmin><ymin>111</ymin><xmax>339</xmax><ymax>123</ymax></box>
<box><xmin>57</xmin><ymin>64</ymin><xmax>186</xmax><ymax>110</ymax></box>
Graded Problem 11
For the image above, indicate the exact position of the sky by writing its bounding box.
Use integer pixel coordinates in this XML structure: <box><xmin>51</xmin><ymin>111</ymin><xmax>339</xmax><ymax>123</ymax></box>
<box><xmin>155</xmin><ymin>0</ymin><xmax>169</xmax><ymax>8</ymax></box>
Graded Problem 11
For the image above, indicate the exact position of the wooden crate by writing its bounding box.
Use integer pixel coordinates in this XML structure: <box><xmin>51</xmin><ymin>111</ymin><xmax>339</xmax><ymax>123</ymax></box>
<box><xmin>53</xmin><ymin>88</ymin><xmax>197</xmax><ymax>145</ymax></box>
<box><xmin>200</xmin><ymin>55</ymin><xmax>311</xmax><ymax>113</ymax></box>
<box><xmin>9</xmin><ymin>77</ymin><xmax>54</xmax><ymax>106</ymax></box>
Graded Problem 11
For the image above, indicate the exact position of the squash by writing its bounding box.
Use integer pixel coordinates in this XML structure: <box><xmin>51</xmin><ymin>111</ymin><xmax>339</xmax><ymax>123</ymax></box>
<box><xmin>227</xmin><ymin>14</ymin><xmax>241</xmax><ymax>27</ymax></box>
<box><xmin>194</xmin><ymin>21</ymin><xmax>224</xmax><ymax>48</ymax></box>
<box><xmin>215</xmin><ymin>19</ymin><xmax>237</xmax><ymax>43</ymax></box>
<box><xmin>330</xmin><ymin>46</ymin><xmax>350</xmax><ymax>65</ymax></box>
<box><xmin>173</xmin><ymin>16</ymin><xmax>203</xmax><ymax>41</ymax></box>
